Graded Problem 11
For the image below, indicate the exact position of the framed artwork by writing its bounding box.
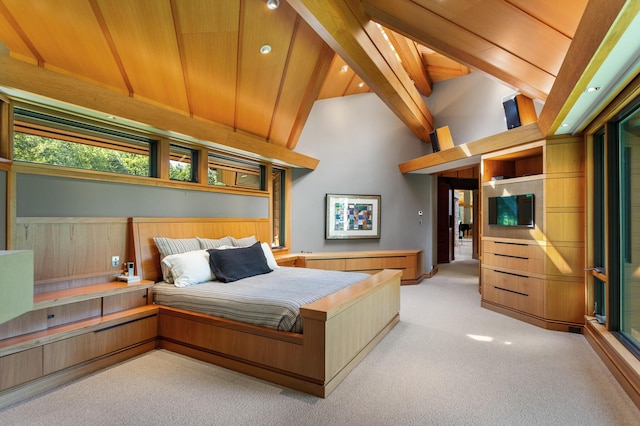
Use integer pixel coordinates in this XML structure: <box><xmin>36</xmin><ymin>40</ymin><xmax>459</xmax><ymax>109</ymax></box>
<box><xmin>325</xmin><ymin>194</ymin><xmax>381</xmax><ymax>239</ymax></box>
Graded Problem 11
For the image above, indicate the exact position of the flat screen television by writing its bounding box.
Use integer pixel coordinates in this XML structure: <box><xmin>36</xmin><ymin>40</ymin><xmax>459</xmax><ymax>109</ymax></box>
<box><xmin>488</xmin><ymin>194</ymin><xmax>534</xmax><ymax>227</ymax></box>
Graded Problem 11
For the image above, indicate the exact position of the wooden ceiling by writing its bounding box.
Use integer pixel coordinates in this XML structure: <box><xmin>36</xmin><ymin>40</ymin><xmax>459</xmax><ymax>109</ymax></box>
<box><xmin>0</xmin><ymin>0</ymin><xmax>587</xmax><ymax>154</ymax></box>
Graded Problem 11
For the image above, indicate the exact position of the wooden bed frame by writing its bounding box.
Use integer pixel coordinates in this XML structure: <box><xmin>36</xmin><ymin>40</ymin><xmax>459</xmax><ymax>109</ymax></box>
<box><xmin>130</xmin><ymin>217</ymin><xmax>401</xmax><ymax>397</ymax></box>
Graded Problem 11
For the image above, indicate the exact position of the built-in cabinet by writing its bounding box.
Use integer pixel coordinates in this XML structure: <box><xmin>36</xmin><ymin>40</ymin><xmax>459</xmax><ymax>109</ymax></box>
<box><xmin>0</xmin><ymin>281</ymin><xmax>158</xmax><ymax>408</ymax></box>
<box><xmin>276</xmin><ymin>250</ymin><xmax>424</xmax><ymax>285</ymax></box>
<box><xmin>480</xmin><ymin>137</ymin><xmax>585</xmax><ymax>331</ymax></box>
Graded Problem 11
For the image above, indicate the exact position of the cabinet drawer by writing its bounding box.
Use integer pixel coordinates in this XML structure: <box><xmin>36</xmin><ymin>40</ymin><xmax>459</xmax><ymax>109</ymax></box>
<box><xmin>484</xmin><ymin>240</ymin><xmax>539</xmax><ymax>258</ymax></box>
<box><xmin>94</xmin><ymin>315</ymin><xmax>157</xmax><ymax>355</ymax></box>
<box><xmin>0</xmin><ymin>347</ymin><xmax>43</xmax><ymax>391</ymax></box>
<box><xmin>103</xmin><ymin>289</ymin><xmax>149</xmax><ymax>315</ymax></box>
<box><xmin>43</xmin><ymin>332</ymin><xmax>97</xmax><ymax>374</ymax></box>
<box><xmin>305</xmin><ymin>259</ymin><xmax>346</xmax><ymax>270</ymax></box>
<box><xmin>47</xmin><ymin>299</ymin><xmax>102</xmax><ymax>328</ymax></box>
<box><xmin>380</xmin><ymin>257</ymin><xmax>407</xmax><ymax>269</ymax></box>
<box><xmin>482</xmin><ymin>268</ymin><xmax>544</xmax><ymax>317</ymax></box>
<box><xmin>345</xmin><ymin>257</ymin><xmax>382</xmax><ymax>270</ymax></box>
<box><xmin>43</xmin><ymin>315</ymin><xmax>157</xmax><ymax>374</ymax></box>
<box><xmin>483</xmin><ymin>252</ymin><xmax>544</xmax><ymax>274</ymax></box>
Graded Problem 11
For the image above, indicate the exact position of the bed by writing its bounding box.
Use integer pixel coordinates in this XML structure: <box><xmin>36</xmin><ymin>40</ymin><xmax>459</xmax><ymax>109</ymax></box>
<box><xmin>130</xmin><ymin>217</ymin><xmax>401</xmax><ymax>397</ymax></box>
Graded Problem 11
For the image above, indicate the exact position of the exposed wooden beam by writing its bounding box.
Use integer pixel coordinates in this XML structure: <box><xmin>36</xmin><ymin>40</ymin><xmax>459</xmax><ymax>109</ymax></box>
<box><xmin>538</xmin><ymin>0</ymin><xmax>627</xmax><ymax>135</ymax></box>
<box><xmin>0</xmin><ymin>55</ymin><xmax>319</xmax><ymax>170</ymax></box>
<box><xmin>362</xmin><ymin>0</ymin><xmax>555</xmax><ymax>101</ymax></box>
<box><xmin>287</xmin><ymin>0</ymin><xmax>434</xmax><ymax>141</ymax></box>
<box><xmin>387</xmin><ymin>30</ymin><xmax>432</xmax><ymax>97</ymax></box>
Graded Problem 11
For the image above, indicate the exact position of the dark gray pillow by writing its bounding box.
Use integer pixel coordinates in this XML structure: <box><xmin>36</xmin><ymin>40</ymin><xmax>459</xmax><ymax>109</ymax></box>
<box><xmin>207</xmin><ymin>242</ymin><xmax>272</xmax><ymax>283</ymax></box>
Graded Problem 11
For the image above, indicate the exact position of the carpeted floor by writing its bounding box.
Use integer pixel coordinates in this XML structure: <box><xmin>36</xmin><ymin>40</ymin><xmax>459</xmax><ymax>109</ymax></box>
<box><xmin>1</xmin><ymin>252</ymin><xmax>639</xmax><ymax>425</ymax></box>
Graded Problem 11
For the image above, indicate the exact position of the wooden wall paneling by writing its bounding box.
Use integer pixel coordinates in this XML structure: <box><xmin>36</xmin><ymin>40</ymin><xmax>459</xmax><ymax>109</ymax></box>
<box><xmin>542</xmin><ymin>242</ymin><xmax>586</xmax><ymax>278</ymax></box>
<box><xmin>544</xmin><ymin>278</ymin><xmax>586</xmax><ymax>324</ymax></box>
<box><xmin>13</xmin><ymin>221</ymin><xmax>71</xmax><ymax>282</ymax></box>
<box><xmin>0</xmin><ymin>347</ymin><xmax>42</xmax><ymax>391</ymax></box>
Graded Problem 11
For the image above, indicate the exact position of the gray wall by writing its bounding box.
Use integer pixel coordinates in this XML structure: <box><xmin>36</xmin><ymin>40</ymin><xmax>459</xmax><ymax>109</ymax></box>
<box><xmin>0</xmin><ymin>170</ymin><xmax>6</xmax><ymax>249</ymax></box>
<box><xmin>17</xmin><ymin>174</ymin><xmax>268</xmax><ymax>218</ymax></box>
<box><xmin>291</xmin><ymin>93</ymin><xmax>436</xmax><ymax>272</ymax></box>
<box><xmin>424</xmin><ymin>72</ymin><xmax>541</xmax><ymax>146</ymax></box>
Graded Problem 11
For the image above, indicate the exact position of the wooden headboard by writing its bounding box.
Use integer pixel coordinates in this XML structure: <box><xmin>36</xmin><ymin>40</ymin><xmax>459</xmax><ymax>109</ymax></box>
<box><xmin>129</xmin><ymin>217</ymin><xmax>271</xmax><ymax>282</ymax></box>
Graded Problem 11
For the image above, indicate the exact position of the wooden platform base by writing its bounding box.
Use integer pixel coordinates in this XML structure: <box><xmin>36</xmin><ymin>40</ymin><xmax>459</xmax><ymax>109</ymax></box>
<box><xmin>0</xmin><ymin>341</ymin><xmax>156</xmax><ymax>410</ymax></box>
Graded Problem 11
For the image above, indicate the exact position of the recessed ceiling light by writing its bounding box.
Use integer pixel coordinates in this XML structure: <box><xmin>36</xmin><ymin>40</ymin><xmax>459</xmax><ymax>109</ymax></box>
<box><xmin>266</xmin><ymin>0</ymin><xmax>279</xmax><ymax>10</ymax></box>
<box><xmin>561</xmin><ymin>123</ymin><xmax>572</xmax><ymax>127</ymax></box>
<box><xmin>585</xmin><ymin>86</ymin><xmax>601</xmax><ymax>93</ymax></box>
<box><xmin>358</xmin><ymin>82</ymin><xmax>365</xmax><ymax>88</ymax></box>
<box><xmin>340</xmin><ymin>65</ymin><xmax>349</xmax><ymax>72</ymax></box>
<box><xmin>260</xmin><ymin>45</ymin><xmax>272</xmax><ymax>54</ymax></box>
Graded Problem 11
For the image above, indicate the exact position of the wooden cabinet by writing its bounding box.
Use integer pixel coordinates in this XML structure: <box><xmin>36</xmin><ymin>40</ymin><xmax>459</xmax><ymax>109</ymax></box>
<box><xmin>0</xmin><ymin>281</ymin><xmax>158</xmax><ymax>409</ymax></box>
<box><xmin>277</xmin><ymin>250</ymin><xmax>423</xmax><ymax>285</ymax></box>
<box><xmin>480</xmin><ymin>137</ymin><xmax>585</xmax><ymax>332</ymax></box>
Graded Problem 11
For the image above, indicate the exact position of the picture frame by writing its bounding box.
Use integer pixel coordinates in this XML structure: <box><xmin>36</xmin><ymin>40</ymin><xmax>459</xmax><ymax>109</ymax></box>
<box><xmin>325</xmin><ymin>194</ymin><xmax>381</xmax><ymax>239</ymax></box>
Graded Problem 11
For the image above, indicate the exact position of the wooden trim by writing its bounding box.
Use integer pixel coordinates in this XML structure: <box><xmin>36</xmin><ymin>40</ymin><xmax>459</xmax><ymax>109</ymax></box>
<box><xmin>481</xmin><ymin>299</ymin><xmax>583</xmax><ymax>332</ymax></box>
<box><xmin>0</xmin><ymin>55</ymin><xmax>319</xmax><ymax>170</ymax></box>
<box><xmin>33</xmin><ymin>280</ymin><xmax>154</xmax><ymax>310</ymax></box>
<box><xmin>538</xmin><ymin>0</ymin><xmax>627</xmax><ymax>135</ymax></box>
<box><xmin>584</xmin><ymin>318</ymin><xmax>640</xmax><ymax>409</ymax></box>
<box><xmin>11</xmin><ymin>161</ymin><xmax>268</xmax><ymax>198</ymax></box>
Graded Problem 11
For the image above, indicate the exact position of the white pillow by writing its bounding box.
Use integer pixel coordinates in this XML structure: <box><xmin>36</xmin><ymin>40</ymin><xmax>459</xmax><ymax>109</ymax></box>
<box><xmin>161</xmin><ymin>250</ymin><xmax>214</xmax><ymax>287</ymax></box>
<box><xmin>261</xmin><ymin>242</ymin><xmax>279</xmax><ymax>270</ymax></box>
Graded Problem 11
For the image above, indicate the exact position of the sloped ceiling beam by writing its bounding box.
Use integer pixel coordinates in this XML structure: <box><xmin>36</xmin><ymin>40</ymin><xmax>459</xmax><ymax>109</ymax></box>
<box><xmin>287</xmin><ymin>0</ymin><xmax>434</xmax><ymax>141</ymax></box>
<box><xmin>362</xmin><ymin>0</ymin><xmax>554</xmax><ymax>101</ymax></box>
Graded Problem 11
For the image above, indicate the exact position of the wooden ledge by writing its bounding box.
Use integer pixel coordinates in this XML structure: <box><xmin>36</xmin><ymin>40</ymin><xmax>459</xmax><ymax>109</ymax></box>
<box><xmin>34</xmin><ymin>280</ymin><xmax>155</xmax><ymax>310</ymax></box>
<box><xmin>584</xmin><ymin>317</ymin><xmax>640</xmax><ymax>409</ymax></box>
<box><xmin>301</xmin><ymin>269</ymin><xmax>401</xmax><ymax>321</ymax></box>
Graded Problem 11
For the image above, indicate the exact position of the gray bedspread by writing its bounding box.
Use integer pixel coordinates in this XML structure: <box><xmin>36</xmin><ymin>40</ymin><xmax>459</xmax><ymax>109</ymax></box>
<box><xmin>152</xmin><ymin>267</ymin><xmax>370</xmax><ymax>333</ymax></box>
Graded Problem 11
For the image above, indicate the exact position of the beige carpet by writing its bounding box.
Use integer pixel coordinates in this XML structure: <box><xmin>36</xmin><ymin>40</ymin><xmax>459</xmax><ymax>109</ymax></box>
<box><xmin>2</xmin><ymin>256</ymin><xmax>639</xmax><ymax>425</ymax></box>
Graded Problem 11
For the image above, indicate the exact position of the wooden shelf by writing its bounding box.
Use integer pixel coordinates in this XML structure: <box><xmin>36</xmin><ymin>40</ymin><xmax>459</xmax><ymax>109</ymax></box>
<box><xmin>33</xmin><ymin>280</ymin><xmax>154</xmax><ymax>310</ymax></box>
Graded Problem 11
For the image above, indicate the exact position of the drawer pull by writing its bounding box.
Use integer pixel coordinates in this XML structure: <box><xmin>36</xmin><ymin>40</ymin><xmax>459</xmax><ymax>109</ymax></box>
<box><xmin>495</xmin><ymin>270</ymin><xmax>529</xmax><ymax>279</ymax></box>
<box><xmin>494</xmin><ymin>286</ymin><xmax>528</xmax><ymax>297</ymax></box>
<box><xmin>94</xmin><ymin>315</ymin><xmax>155</xmax><ymax>333</ymax></box>
<box><xmin>494</xmin><ymin>253</ymin><xmax>528</xmax><ymax>260</ymax></box>
<box><xmin>495</xmin><ymin>242</ymin><xmax>528</xmax><ymax>247</ymax></box>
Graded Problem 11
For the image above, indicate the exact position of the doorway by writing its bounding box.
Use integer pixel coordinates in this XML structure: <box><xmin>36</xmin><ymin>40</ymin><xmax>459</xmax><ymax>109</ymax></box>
<box><xmin>436</xmin><ymin>167</ymin><xmax>479</xmax><ymax>264</ymax></box>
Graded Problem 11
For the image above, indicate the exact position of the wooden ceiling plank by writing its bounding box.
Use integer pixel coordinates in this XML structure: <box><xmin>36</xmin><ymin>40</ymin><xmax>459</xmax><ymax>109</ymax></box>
<box><xmin>317</xmin><ymin>55</ymin><xmax>355</xmax><ymax>99</ymax></box>
<box><xmin>287</xmin><ymin>43</ymin><xmax>335</xmax><ymax>149</ymax></box>
<box><xmin>0</xmin><ymin>1</ymin><xmax>43</xmax><ymax>65</ymax></box>
<box><xmin>288</xmin><ymin>0</ymin><xmax>433</xmax><ymax>140</ymax></box>
<box><xmin>96</xmin><ymin>0</ymin><xmax>189</xmax><ymax>112</ymax></box>
<box><xmin>174</xmin><ymin>0</ymin><xmax>240</xmax><ymax>128</ymax></box>
<box><xmin>0</xmin><ymin>54</ymin><xmax>319</xmax><ymax>169</ymax></box>
<box><xmin>2</xmin><ymin>0</ymin><xmax>126</xmax><ymax>93</ymax></box>
<box><xmin>235</xmin><ymin>0</ymin><xmax>298</xmax><ymax>139</ymax></box>
<box><xmin>269</xmin><ymin>18</ymin><xmax>329</xmax><ymax>147</ymax></box>
<box><xmin>423</xmin><ymin>0</ymin><xmax>572</xmax><ymax>76</ymax></box>
<box><xmin>363</xmin><ymin>0</ymin><xmax>558</xmax><ymax>100</ymax></box>
<box><xmin>506</xmin><ymin>0</ymin><xmax>588</xmax><ymax>39</ymax></box>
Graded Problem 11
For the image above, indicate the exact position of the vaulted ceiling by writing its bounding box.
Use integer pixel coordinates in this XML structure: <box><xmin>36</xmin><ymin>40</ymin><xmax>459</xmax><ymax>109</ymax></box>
<box><xmin>0</xmin><ymin>0</ymin><xmax>590</xmax><ymax>157</ymax></box>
